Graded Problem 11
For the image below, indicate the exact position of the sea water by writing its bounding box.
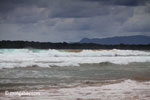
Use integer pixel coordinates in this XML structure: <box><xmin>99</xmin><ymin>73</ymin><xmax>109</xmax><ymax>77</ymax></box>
<box><xmin>0</xmin><ymin>49</ymin><xmax>150</xmax><ymax>100</ymax></box>
<box><xmin>0</xmin><ymin>49</ymin><xmax>150</xmax><ymax>91</ymax></box>
<box><xmin>0</xmin><ymin>49</ymin><xmax>150</xmax><ymax>68</ymax></box>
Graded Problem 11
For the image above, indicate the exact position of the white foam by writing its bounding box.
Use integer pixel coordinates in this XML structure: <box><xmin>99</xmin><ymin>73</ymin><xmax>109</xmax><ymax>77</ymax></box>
<box><xmin>0</xmin><ymin>49</ymin><xmax>150</xmax><ymax>69</ymax></box>
<box><xmin>2</xmin><ymin>80</ymin><xmax>150</xmax><ymax>100</ymax></box>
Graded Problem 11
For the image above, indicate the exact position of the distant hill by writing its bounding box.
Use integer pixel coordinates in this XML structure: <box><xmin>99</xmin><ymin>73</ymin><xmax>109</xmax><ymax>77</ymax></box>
<box><xmin>80</xmin><ymin>35</ymin><xmax>150</xmax><ymax>44</ymax></box>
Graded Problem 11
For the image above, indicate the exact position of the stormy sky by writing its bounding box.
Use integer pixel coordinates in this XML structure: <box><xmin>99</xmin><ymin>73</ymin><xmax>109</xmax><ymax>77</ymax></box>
<box><xmin>0</xmin><ymin>0</ymin><xmax>150</xmax><ymax>42</ymax></box>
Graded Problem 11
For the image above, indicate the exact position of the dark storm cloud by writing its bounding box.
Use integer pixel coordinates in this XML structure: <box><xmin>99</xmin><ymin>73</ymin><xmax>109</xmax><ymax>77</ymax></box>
<box><xmin>0</xmin><ymin>0</ymin><xmax>150</xmax><ymax>42</ymax></box>
<box><xmin>81</xmin><ymin>0</ymin><xmax>149</xmax><ymax>6</ymax></box>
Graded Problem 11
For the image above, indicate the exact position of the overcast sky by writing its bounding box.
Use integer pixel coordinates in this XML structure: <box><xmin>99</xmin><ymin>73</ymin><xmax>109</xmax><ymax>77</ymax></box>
<box><xmin>0</xmin><ymin>0</ymin><xmax>150</xmax><ymax>42</ymax></box>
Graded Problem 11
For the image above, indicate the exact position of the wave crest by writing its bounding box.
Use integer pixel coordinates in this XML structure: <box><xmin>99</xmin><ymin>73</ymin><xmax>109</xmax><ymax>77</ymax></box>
<box><xmin>0</xmin><ymin>49</ymin><xmax>150</xmax><ymax>69</ymax></box>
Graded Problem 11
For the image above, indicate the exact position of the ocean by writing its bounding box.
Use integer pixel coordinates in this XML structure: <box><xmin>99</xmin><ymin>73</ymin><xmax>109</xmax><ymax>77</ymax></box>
<box><xmin>0</xmin><ymin>49</ymin><xmax>150</xmax><ymax>100</ymax></box>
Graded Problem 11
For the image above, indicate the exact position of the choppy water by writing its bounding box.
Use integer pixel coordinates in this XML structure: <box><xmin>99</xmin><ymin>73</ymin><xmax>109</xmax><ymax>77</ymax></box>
<box><xmin>0</xmin><ymin>62</ymin><xmax>150</xmax><ymax>91</ymax></box>
<box><xmin>0</xmin><ymin>49</ymin><xmax>150</xmax><ymax>69</ymax></box>
<box><xmin>0</xmin><ymin>49</ymin><xmax>150</xmax><ymax>91</ymax></box>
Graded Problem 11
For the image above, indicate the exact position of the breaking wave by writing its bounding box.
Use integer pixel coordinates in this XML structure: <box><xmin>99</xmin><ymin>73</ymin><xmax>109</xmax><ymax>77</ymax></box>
<box><xmin>0</xmin><ymin>49</ymin><xmax>150</xmax><ymax>69</ymax></box>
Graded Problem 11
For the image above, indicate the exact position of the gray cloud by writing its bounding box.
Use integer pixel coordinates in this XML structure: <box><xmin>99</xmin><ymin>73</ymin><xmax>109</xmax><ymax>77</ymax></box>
<box><xmin>81</xmin><ymin>0</ymin><xmax>149</xmax><ymax>6</ymax></box>
<box><xmin>0</xmin><ymin>0</ymin><xmax>150</xmax><ymax>42</ymax></box>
